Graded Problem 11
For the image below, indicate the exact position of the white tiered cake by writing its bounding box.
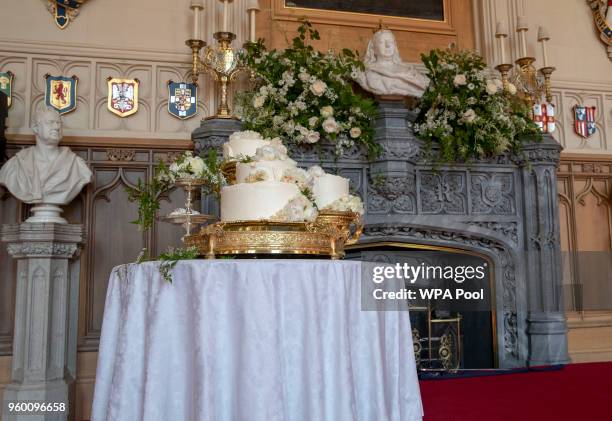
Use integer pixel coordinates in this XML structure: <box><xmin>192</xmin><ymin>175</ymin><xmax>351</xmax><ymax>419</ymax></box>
<box><xmin>220</xmin><ymin>132</ymin><xmax>365</xmax><ymax>222</ymax></box>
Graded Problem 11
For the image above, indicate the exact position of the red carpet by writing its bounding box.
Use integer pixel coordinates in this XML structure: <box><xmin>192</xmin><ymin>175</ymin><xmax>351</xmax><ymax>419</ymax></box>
<box><xmin>419</xmin><ymin>362</ymin><xmax>612</xmax><ymax>421</ymax></box>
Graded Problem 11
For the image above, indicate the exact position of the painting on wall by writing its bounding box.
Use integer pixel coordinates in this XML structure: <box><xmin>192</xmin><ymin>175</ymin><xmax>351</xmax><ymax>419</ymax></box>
<box><xmin>285</xmin><ymin>0</ymin><xmax>445</xmax><ymax>21</ymax></box>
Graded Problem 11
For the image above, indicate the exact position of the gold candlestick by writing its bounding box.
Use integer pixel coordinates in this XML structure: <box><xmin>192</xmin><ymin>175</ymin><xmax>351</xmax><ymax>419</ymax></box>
<box><xmin>539</xmin><ymin>66</ymin><xmax>556</xmax><ymax>103</ymax></box>
<box><xmin>495</xmin><ymin>63</ymin><xmax>513</xmax><ymax>92</ymax></box>
<box><xmin>186</xmin><ymin>39</ymin><xmax>207</xmax><ymax>85</ymax></box>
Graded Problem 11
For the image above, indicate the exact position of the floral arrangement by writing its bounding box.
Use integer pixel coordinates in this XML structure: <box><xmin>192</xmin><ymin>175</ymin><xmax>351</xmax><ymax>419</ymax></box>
<box><xmin>323</xmin><ymin>195</ymin><xmax>365</xmax><ymax>215</ymax></box>
<box><xmin>413</xmin><ymin>48</ymin><xmax>540</xmax><ymax>162</ymax></box>
<box><xmin>127</xmin><ymin>150</ymin><xmax>225</xmax><ymax>231</ymax></box>
<box><xmin>237</xmin><ymin>21</ymin><xmax>380</xmax><ymax>158</ymax></box>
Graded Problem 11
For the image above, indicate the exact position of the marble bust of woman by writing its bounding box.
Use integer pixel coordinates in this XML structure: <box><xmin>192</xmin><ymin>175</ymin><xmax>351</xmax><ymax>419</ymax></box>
<box><xmin>355</xmin><ymin>29</ymin><xmax>429</xmax><ymax>98</ymax></box>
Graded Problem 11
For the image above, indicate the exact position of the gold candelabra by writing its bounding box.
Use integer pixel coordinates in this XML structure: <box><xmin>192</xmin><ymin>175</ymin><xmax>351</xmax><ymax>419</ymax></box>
<box><xmin>185</xmin><ymin>0</ymin><xmax>260</xmax><ymax>120</ymax></box>
<box><xmin>187</xmin><ymin>32</ymin><xmax>245</xmax><ymax>119</ymax></box>
<box><xmin>494</xmin><ymin>18</ymin><xmax>555</xmax><ymax>109</ymax></box>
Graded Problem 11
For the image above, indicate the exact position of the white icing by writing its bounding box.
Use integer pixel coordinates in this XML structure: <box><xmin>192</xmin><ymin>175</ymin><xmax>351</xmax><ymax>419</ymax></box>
<box><xmin>220</xmin><ymin>181</ymin><xmax>301</xmax><ymax>221</ymax></box>
<box><xmin>312</xmin><ymin>173</ymin><xmax>349</xmax><ymax>209</ymax></box>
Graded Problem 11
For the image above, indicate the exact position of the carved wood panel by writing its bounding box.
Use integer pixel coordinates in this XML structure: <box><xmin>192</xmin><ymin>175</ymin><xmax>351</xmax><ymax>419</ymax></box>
<box><xmin>557</xmin><ymin>156</ymin><xmax>612</xmax><ymax>311</ymax></box>
<box><xmin>0</xmin><ymin>139</ymin><xmax>190</xmax><ymax>354</ymax></box>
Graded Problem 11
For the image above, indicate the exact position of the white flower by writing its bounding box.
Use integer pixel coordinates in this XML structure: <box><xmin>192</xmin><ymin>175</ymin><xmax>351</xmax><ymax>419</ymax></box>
<box><xmin>298</xmin><ymin>72</ymin><xmax>310</xmax><ymax>83</ymax></box>
<box><xmin>507</xmin><ymin>83</ymin><xmax>517</xmax><ymax>95</ymax></box>
<box><xmin>188</xmin><ymin>157</ymin><xmax>205</xmax><ymax>175</ymax></box>
<box><xmin>305</xmin><ymin>130</ymin><xmax>320</xmax><ymax>144</ymax></box>
<box><xmin>453</xmin><ymin>74</ymin><xmax>467</xmax><ymax>86</ymax></box>
<box><xmin>307</xmin><ymin>165</ymin><xmax>326</xmax><ymax>178</ymax></box>
<box><xmin>320</xmin><ymin>106</ymin><xmax>334</xmax><ymax>118</ymax></box>
<box><xmin>486</xmin><ymin>82</ymin><xmax>498</xmax><ymax>95</ymax></box>
<box><xmin>297</xmin><ymin>125</ymin><xmax>309</xmax><ymax>136</ymax></box>
<box><xmin>310</xmin><ymin>80</ymin><xmax>327</xmax><ymax>97</ymax></box>
<box><xmin>308</xmin><ymin>116</ymin><xmax>319</xmax><ymax>127</ymax></box>
<box><xmin>253</xmin><ymin>95</ymin><xmax>266</xmax><ymax>108</ymax></box>
<box><xmin>349</xmin><ymin>127</ymin><xmax>362</xmax><ymax>138</ymax></box>
<box><xmin>462</xmin><ymin>109</ymin><xmax>477</xmax><ymax>123</ymax></box>
<box><xmin>322</xmin><ymin>117</ymin><xmax>339</xmax><ymax>134</ymax></box>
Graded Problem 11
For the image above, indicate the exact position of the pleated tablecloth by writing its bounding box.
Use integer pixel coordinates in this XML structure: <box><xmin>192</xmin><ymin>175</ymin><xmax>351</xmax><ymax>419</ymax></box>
<box><xmin>91</xmin><ymin>260</ymin><xmax>423</xmax><ymax>421</ymax></box>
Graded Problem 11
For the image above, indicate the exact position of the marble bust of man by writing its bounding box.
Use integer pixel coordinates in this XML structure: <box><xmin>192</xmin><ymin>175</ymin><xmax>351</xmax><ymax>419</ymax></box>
<box><xmin>0</xmin><ymin>107</ymin><xmax>92</xmax><ymax>223</ymax></box>
<box><xmin>355</xmin><ymin>29</ymin><xmax>430</xmax><ymax>98</ymax></box>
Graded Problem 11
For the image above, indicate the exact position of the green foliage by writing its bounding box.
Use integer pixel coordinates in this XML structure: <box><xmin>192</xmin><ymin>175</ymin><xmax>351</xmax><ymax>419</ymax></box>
<box><xmin>414</xmin><ymin>48</ymin><xmax>541</xmax><ymax>163</ymax></box>
<box><xmin>236</xmin><ymin>20</ymin><xmax>380</xmax><ymax>159</ymax></box>
<box><xmin>157</xmin><ymin>246</ymin><xmax>200</xmax><ymax>283</ymax></box>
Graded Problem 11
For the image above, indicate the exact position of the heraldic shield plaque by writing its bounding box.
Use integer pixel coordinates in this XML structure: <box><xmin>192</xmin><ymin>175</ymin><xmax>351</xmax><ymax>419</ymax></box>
<box><xmin>44</xmin><ymin>74</ymin><xmax>78</xmax><ymax>115</ymax></box>
<box><xmin>168</xmin><ymin>81</ymin><xmax>198</xmax><ymax>119</ymax></box>
<box><xmin>107</xmin><ymin>77</ymin><xmax>139</xmax><ymax>118</ymax></box>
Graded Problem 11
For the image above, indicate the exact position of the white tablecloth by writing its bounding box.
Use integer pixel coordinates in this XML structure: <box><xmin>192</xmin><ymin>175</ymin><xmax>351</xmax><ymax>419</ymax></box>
<box><xmin>91</xmin><ymin>260</ymin><xmax>423</xmax><ymax>421</ymax></box>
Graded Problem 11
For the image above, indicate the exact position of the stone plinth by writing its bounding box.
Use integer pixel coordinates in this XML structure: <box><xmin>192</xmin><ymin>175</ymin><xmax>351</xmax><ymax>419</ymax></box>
<box><xmin>1</xmin><ymin>223</ymin><xmax>84</xmax><ymax>421</ymax></box>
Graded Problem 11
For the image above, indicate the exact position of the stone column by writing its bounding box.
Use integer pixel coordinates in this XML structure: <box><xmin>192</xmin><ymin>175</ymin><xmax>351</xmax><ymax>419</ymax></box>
<box><xmin>192</xmin><ymin>118</ymin><xmax>243</xmax><ymax>216</ymax></box>
<box><xmin>1</xmin><ymin>223</ymin><xmax>83</xmax><ymax>421</ymax></box>
<box><xmin>521</xmin><ymin>134</ymin><xmax>570</xmax><ymax>366</ymax></box>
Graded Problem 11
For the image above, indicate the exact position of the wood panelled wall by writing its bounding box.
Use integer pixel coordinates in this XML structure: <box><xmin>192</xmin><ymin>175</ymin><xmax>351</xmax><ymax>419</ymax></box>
<box><xmin>557</xmin><ymin>155</ymin><xmax>612</xmax><ymax>312</ymax></box>
<box><xmin>0</xmin><ymin>137</ymin><xmax>191</xmax><ymax>356</ymax></box>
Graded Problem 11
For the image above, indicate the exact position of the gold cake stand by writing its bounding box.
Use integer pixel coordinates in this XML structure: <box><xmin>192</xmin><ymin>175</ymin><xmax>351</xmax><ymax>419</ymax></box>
<box><xmin>184</xmin><ymin>220</ymin><xmax>347</xmax><ymax>259</ymax></box>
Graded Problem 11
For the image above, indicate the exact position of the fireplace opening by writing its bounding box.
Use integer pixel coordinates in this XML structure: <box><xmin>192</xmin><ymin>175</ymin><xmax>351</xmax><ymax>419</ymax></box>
<box><xmin>347</xmin><ymin>242</ymin><xmax>496</xmax><ymax>370</ymax></box>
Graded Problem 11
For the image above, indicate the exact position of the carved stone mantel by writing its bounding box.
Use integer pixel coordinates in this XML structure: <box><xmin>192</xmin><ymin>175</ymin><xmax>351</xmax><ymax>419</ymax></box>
<box><xmin>1</xmin><ymin>223</ymin><xmax>84</xmax><ymax>421</ymax></box>
<box><xmin>192</xmin><ymin>100</ymin><xmax>569</xmax><ymax>368</ymax></box>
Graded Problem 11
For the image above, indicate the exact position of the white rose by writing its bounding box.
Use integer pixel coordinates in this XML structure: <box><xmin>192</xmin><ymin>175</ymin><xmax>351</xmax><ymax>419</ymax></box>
<box><xmin>303</xmin><ymin>130</ymin><xmax>319</xmax><ymax>144</ymax></box>
<box><xmin>485</xmin><ymin>82</ymin><xmax>498</xmax><ymax>95</ymax></box>
<box><xmin>322</xmin><ymin>117</ymin><xmax>339</xmax><ymax>134</ymax></box>
<box><xmin>310</xmin><ymin>80</ymin><xmax>327</xmax><ymax>97</ymax></box>
<box><xmin>188</xmin><ymin>157</ymin><xmax>205</xmax><ymax>175</ymax></box>
<box><xmin>307</xmin><ymin>165</ymin><xmax>326</xmax><ymax>178</ymax></box>
<box><xmin>453</xmin><ymin>74</ymin><xmax>467</xmax><ymax>86</ymax></box>
<box><xmin>507</xmin><ymin>83</ymin><xmax>517</xmax><ymax>95</ymax></box>
<box><xmin>320</xmin><ymin>106</ymin><xmax>334</xmax><ymax>118</ymax></box>
<box><xmin>349</xmin><ymin>127</ymin><xmax>362</xmax><ymax>138</ymax></box>
<box><xmin>462</xmin><ymin>109</ymin><xmax>477</xmax><ymax>123</ymax></box>
<box><xmin>253</xmin><ymin>95</ymin><xmax>266</xmax><ymax>108</ymax></box>
<box><xmin>308</xmin><ymin>116</ymin><xmax>319</xmax><ymax>127</ymax></box>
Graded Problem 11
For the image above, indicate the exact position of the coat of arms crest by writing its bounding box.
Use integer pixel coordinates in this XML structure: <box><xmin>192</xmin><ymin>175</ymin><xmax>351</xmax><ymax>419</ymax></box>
<box><xmin>0</xmin><ymin>71</ymin><xmax>13</xmax><ymax>108</ymax></box>
<box><xmin>44</xmin><ymin>74</ymin><xmax>78</xmax><ymax>115</ymax></box>
<box><xmin>168</xmin><ymin>81</ymin><xmax>198</xmax><ymax>119</ymax></box>
<box><xmin>587</xmin><ymin>0</ymin><xmax>612</xmax><ymax>58</ymax></box>
<box><xmin>107</xmin><ymin>78</ymin><xmax>139</xmax><ymax>118</ymax></box>
<box><xmin>47</xmin><ymin>0</ymin><xmax>89</xmax><ymax>29</ymax></box>
<box><xmin>574</xmin><ymin>105</ymin><xmax>597</xmax><ymax>138</ymax></box>
<box><xmin>533</xmin><ymin>103</ymin><xmax>555</xmax><ymax>134</ymax></box>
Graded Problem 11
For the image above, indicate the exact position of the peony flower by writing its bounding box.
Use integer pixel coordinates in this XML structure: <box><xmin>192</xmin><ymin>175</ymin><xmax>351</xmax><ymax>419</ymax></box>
<box><xmin>320</xmin><ymin>106</ymin><xmax>334</xmax><ymax>118</ymax></box>
<box><xmin>305</xmin><ymin>130</ymin><xmax>320</xmax><ymax>144</ymax></box>
<box><xmin>322</xmin><ymin>117</ymin><xmax>339</xmax><ymax>134</ymax></box>
<box><xmin>307</xmin><ymin>165</ymin><xmax>326</xmax><ymax>178</ymax></box>
<box><xmin>253</xmin><ymin>95</ymin><xmax>266</xmax><ymax>108</ymax></box>
<box><xmin>310</xmin><ymin>80</ymin><xmax>327</xmax><ymax>97</ymax></box>
<box><xmin>349</xmin><ymin>127</ymin><xmax>362</xmax><ymax>138</ymax></box>
<box><xmin>453</xmin><ymin>74</ymin><xmax>467</xmax><ymax>86</ymax></box>
<box><xmin>507</xmin><ymin>83</ymin><xmax>517</xmax><ymax>95</ymax></box>
<box><xmin>308</xmin><ymin>116</ymin><xmax>319</xmax><ymax>127</ymax></box>
<box><xmin>486</xmin><ymin>82</ymin><xmax>498</xmax><ymax>95</ymax></box>
<box><xmin>462</xmin><ymin>109</ymin><xmax>477</xmax><ymax>123</ymax></box>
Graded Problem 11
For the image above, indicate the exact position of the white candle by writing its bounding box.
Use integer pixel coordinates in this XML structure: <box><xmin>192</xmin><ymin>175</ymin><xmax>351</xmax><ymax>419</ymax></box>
<box><xmin>538</xmin><ymin>26</ymin><xmax>550</xmax><ymax>67</ymax></box>
<box><xmin>249</xmin><ymin>11</ymin><xmax>256</xmax><ymax>42</ymax></box>
<box><xmin>517</xmin><ymin>16</ymin><xmax>528</xmax><ymax>57</ymax></box>
<box><xmin>191</xmin><ymin>1</ymin><xmax>204</xmax><ymax>40</ymax></box>
<box><xmin>247</xmin><ymin>0</ymin><xmax>260</xmax><ymax>42</ymax></box>
<box><xmin>222</xmin><ymin>0</ymin><xmax>228</xmax><ymax>32</ymax></box>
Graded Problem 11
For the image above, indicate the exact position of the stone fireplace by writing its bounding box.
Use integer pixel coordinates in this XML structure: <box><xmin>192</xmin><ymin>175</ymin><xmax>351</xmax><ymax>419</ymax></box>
<box><xmin>193</xmin><ymin>99</ymin><xmax>569</xmax><ymax>369</ymax></box>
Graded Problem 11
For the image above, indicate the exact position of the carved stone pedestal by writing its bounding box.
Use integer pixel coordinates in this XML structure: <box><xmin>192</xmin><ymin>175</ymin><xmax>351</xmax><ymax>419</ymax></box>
<box><xmin>1</xmin><ymin>223</ymin><xmax>84</xmax><ymax>421</ymax></box>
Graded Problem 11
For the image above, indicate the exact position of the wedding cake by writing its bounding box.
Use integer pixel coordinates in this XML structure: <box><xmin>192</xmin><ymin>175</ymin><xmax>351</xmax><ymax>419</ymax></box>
<box><xmin>222</xmin><ymin>130</ymin><xmax>270</xmax><ymax>159</ymax></box>
<box><xmin>220</xmin><ymin>132</ymin><xmax>365</xmax><ymax>222</ymax></box>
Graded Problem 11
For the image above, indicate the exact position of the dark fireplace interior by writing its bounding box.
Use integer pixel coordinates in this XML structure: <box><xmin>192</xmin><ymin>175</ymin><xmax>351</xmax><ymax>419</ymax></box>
<box><xmin>347</xmin><ymin>244</ymin><xmax>495</xmax><ymax>370</ymax></box>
